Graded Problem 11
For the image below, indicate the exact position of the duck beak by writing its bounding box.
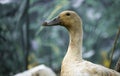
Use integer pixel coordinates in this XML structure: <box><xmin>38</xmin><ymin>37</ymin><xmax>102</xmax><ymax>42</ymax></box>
<box><xmin>43</xmin><ymin>17</ymin><xmax>60</xmax><ymax>26</ymax></box>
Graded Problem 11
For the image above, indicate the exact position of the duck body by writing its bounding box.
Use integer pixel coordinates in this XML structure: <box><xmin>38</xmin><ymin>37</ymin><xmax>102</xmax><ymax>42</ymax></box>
<box><xmin>43</xmin><ymin>10</ymin><xmax>120</xmax><ymax>76</ymax></box>
<box><xmin>61</xmin><ymin>60</ymin><xmax>120</xmax><ymax>76</ymax></box>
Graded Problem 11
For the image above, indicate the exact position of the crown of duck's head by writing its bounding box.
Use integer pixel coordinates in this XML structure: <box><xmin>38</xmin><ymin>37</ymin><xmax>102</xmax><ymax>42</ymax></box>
<box><xmin>43</xmin><ymin>10</ymin><xmax>82</xmax><ymax>30</ymax></box>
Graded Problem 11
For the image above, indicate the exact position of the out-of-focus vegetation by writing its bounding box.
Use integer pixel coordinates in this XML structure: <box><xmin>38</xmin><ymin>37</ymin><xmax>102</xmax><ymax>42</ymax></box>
<box><xmin>0</xmin><ymin>0</ymin><xmax>120</xmax><ymax>76</ymax></box>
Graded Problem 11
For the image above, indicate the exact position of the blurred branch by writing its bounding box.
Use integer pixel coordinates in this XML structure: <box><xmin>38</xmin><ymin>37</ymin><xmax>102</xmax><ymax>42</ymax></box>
<box><xmin>25</xmin><ymin>0</ymin><xmax>30</xmax><ymax>70</ymax></box>
<box><xmin>15</xmin><ymin>0</ymin><xmax>27</xmax><ymax>23</ymax></box>
<box><xmin>109</xmin><ymin>26</ymin><xmax>120</xmax><ymax>68</ymax></box>
<box><xmin>15</xmin><ymin>0</ymin><xmax>30</xmax><ymax>70</ymax></box>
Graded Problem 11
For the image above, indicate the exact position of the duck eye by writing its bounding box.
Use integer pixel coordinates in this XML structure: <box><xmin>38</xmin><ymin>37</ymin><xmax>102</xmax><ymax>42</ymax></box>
<box><xmin>66</xmin><ymin>13</ymin><xmax>70</xmax><ymax>16</ymax></box>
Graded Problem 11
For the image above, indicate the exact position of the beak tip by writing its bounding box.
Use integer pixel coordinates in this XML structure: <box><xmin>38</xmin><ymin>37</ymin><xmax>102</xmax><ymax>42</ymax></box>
<box><xmin>42</xmin><ymin>22</ymin><xmax>48</xmax><ymax>26</ymax></box>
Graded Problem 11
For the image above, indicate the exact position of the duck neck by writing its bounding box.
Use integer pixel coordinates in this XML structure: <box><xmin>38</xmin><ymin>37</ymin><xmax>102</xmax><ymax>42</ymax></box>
<box><xmin>64</xmin><ymin>23</ymin><xmax>83</xmax><ymax>62</ymax></box>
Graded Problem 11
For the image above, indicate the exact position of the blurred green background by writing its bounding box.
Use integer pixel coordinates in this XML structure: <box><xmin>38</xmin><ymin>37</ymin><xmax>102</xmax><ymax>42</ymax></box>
<box><xmin>0</xmin><ymin>0</ymin><xmax>120</xmax><ymax>76</ymax></box>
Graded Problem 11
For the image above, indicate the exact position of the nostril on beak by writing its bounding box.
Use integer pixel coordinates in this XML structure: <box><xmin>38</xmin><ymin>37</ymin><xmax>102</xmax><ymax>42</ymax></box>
<box><xmin>53</xmin><ymin>18</ymin><xmax>57</xmax><ymax>21</ymax></box>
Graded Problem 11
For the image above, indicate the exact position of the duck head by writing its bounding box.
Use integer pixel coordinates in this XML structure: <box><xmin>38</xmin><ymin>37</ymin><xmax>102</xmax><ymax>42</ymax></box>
<box><xmin>43</xmin><ymin>10</ymin><xmax>82</xmax><ymax>30</ymax></box>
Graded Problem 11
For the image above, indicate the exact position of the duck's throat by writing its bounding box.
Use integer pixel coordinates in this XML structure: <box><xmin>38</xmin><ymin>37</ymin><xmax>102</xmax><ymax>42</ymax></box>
<box><xmin>64</xmin><ymin>25</ymin><xmax>83</xmax><ymax>62</ymax></box>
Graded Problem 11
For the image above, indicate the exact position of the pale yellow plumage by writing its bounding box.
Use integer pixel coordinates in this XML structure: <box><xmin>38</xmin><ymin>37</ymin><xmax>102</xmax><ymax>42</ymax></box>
<box><xmin>44</xmin><ymin>10</ymin><xmax>120</xmax><ymax>76</ymax></box>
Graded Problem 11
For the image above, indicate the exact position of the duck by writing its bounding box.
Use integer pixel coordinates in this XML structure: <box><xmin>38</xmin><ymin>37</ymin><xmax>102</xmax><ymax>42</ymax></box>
<box><xmin>14</xmin><ymin>64</ymin><xmax>56</xmax><ymax>76</ymax></box>
<box><xmin>43</xmin><ymin>10</ymin><xmax>120</xmax><ymax>76</ymax></box>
